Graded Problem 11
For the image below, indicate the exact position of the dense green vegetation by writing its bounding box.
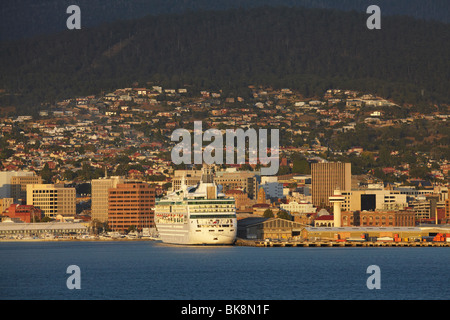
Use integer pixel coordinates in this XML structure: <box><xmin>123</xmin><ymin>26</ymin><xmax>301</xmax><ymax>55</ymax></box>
<box><xmin>1</xmin><ymin>6</ymin><xmax>449</xmax><ymax>115</ymax></box>
<box><xmin>2</xmin><ymin>0</ymin><xmax>449</xmax><ymax>41</ymax></box>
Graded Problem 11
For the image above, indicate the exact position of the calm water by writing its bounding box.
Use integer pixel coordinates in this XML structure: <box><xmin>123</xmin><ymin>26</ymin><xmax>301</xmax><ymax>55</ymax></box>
<box><xmin>0</xmin><ymin>241</ymin><xmax>449</xmax><ymax>300</ymax></box>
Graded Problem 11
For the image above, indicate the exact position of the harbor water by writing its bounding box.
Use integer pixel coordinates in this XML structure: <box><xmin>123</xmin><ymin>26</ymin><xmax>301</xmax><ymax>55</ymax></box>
<box><xmin>0</xmin><ymin>241</ymin><xmax>449</xmax><ymax>300</ymax></box>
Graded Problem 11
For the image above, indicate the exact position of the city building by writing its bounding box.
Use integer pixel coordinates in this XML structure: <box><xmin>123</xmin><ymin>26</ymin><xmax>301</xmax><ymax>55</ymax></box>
<box><xmin>0</xmin><ymin>198</ymin><xmax>14</xmax><ymax>213</ymax></box>
<box><xmin>341</xmin><ymin>210</ymin><xmax>416</xmax><ymax>227</ymax></box>
<box><xmin>259</xmin><ymin>178</ymin><xmax>284</xmax><ymax>200</ymax></box>
<box><xmin>26</xmin><ymin>184</ymin><xmax>76</xmax><ymax>218</ymax></box>
<box><xmin>341</xmin><ymin>189</ymin><xmax>408</xmax><ymax>212</ymax></box>
<box><xmin>280</xmin><ymin>200</ymin><xmax>315</xmax><ymax>214</ymax></box>
<box><xmin>171</xmin><ymin>169</ymin><xmax>203</xmax><ymax>191</ymax></box>
<box><xmin>304</xmin><ymin>226</ymin><xmax>424</xmax><ymax>242</ymax></box>
<box><xmin>215</xmin><ymin>171</ymin><xmax>259</xmax><ymax>199</ymax></box>
<box><xmin>0</xmin><ymin>171</ymin><xmax>39</xmax><ymax>199</ymax></box>
<box><xmin>237</xmin><ymin>217</ymin><xmax>307</xmax><ymax>240</ymax></box>
<box><xmin>10</xmin><ymin>175</ymin><xmax>43</xmax><ymax>203</ymax></box>
<box><xmin>225</xmin><ymin>189</ymin><xmax>256</xmax><ymax>213</ymax></box>
<box><xmin>91</xmin><ymin>176</ymin><xmax>126</xmax><ymax>223</ymax></box>
<box><xmin>292</xmin><ymin>212</ymin><xmax>315</xmax><ymax>225</ymax></box>
<box><xmin>311</xmin><ymin>162</ymin><xmax>351</xmax><ymax>207</ymax></box>
<box><xmin>411</xmin><ymin>195</ymin><xmax>445</xmax><ymax>223</ymax></box>
<box><xmin>3</xmin><ymin>204</ymin><xmax>43</xmax><ymax>223</ymax></box>
<box><xmin>314</xmin><ymin>215</ymin><xmax>335</xmax><ymax>227</ymax></box>
<box><xmin>108</xmin><ymin>181</ymin><xmax>155</xmax><ymax>232</ymax></box>
<box><xmin>0</xmin><ymin>221</ymin><xmax>88</xmax><ymax>237</ymax></box>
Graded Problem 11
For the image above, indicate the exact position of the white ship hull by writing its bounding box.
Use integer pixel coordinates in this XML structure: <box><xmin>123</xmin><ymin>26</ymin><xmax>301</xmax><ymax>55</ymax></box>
<box><xmin>156</xmin><ymin>221</ymin><xmax>237</xmax><ymax>245</ymax></box>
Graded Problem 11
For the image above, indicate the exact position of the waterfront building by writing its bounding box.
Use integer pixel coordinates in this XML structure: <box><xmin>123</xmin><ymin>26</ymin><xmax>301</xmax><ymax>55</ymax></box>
<box><xmin>237</xmin><ymin>217</ymin><xmax>307</xmax><ymax>240</ymax></box>
<box><xmin>3</xmin><ymin>204</ymin><xmax>43</xmax><ymax>223</ymax></box>
<box><xmin>311</xmin><ymin>162</ymin><xmax>351</xmax><ymax>207</ymax></box>
<box><xmin>0</xmin><ymin>221</ymin><xmax>88</xmax><ymax>237</ymax></box>
<box><xmin>340</xmin><ymin>210</ymin><xmax>416</xmax><ymax>227</ymax></box>
<box><xmin>91</xmin><ymin>176</ymin><xmax>126</xmax><ymax>223</ymax></box>
<box><xmin>314</xmin><ymin>215</ymin><xmax>335</xmax><ymax>227</ymax></box>
<box><xmin>304</xmin><ymin>226</ymin><xmax>424</xmax><ymax>241</ymax></box>
<box><xmin>108</xmin><ymin>181</ymin><xmax>155</xmax><ymax>232</ymax></box>
<box><xmin>411</xmin><ymin>195</ymin><xmax>446</xmax><ymax>222</ymax></box>
<box><xmin>26</xmin><ymin>184</ymin><xmax>76</xmax><ymax>218</ymax></box>
<box><xmin>341</xmin><ymin>189</ymin><xmax>408</xmax><ymax>212</ymax></box>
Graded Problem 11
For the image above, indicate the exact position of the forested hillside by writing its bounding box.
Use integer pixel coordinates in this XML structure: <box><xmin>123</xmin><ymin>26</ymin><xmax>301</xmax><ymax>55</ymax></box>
<box><xmin>2</xmin><ymin>0</ymin><xmax>449</xmax><ymax>41</ymax></box>
<box><xmin>1</xmin><ymin>6</ymin><xmax>449</xmax><ymax>114</ymax></box>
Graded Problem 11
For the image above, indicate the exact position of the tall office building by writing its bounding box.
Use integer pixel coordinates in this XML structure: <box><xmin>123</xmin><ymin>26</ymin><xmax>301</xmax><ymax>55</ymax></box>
<box><xmin>311</xmin><ymin>162</ymin><xmax>351</xmax><ymax>207</ymax></box>
<box><xmin>108</xmin><ymin>182</ymin><xmax>156</xmax><ymax>232</ymax></box>
<box><xmin>26</xmin><ymin>184</ymin><xmax>76</xmax><ymax>218</ymax></box>
<box><xmin>91</xmin><ymin>176</ymin><xmax>125</xmax><ymax>223</ymax></box>
<box><xmin>11</xmin><ymin>175</ymin><xmax>43</xmax><ymax>203</ymax></box>
<box><xmin>0</xmin><ymin>171</ymin><xmax>39</xmax><ymax>199</ymax></box>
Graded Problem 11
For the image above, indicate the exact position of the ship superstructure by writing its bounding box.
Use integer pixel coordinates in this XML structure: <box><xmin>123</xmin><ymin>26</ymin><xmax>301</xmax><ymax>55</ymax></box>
<box><xmin>155</xmin><ymin>166</ymin><xmax>237</xmax><ymax>245</ymax></box>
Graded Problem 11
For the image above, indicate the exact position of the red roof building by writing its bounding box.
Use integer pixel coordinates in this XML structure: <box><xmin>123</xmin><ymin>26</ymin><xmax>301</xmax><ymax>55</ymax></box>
<box><xmin>4</xmin><ymin>204</ymin><xmax>43</xmax><ymax>223</ymax></box>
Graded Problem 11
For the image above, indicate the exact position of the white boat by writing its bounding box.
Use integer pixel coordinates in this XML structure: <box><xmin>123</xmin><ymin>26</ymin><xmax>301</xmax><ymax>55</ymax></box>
<box><xmin>126</xmin><ymin>231</ymin><xmax>139</xmax><ymax>239</ymax></box>
<box><xmin>155</xmin><ymin>166</ymin><xmax>237</xmax><ymax>245</ymax></box>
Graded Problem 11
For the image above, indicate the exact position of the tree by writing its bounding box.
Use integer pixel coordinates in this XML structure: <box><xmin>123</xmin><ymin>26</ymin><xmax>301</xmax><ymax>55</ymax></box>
<box><xmin>292</xmin><ymin>158</ymin><xmax>310</xmax><ymax>174</ymax></box>
<box><xmin>263</xmin><ymin>209</ymin><xmax>274</xmax><ymax>218</ymax></box>
<box><xmin>40</xmin><ymin>163</ymin><xmax>54</xmax><ymax>183</ymax></box>
<box><xmin>277</xmin><ymin>210</ymin><xmax>292</xmax><ymax>221</ymax></box>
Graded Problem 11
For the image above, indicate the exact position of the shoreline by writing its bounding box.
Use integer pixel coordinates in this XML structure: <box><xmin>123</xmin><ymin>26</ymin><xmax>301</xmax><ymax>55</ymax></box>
<box><xmin>1</xmin><ymin>237</ymin><xmax>449</xmax><ymax>247</ymax></box>
<box><xmin>235</xmin><ymin>238</ymin><xmax>450</xmax><ymax>247</ymax></box>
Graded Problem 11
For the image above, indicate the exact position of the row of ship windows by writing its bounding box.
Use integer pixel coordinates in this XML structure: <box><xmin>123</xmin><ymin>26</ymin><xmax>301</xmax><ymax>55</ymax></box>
<box><xmin>155</xmin><ymin>214</ymin><xmax>235</xmax><ymax>224</ymax></box>
<box><xmin>196</xmin><ymin>229</ymin><xmax>235</xmax><ymax>232</ymax></box>
<box><xmin>197</xmin><ymin>224</ymin><xmax>232</xmax><ymax>228</ymax></box>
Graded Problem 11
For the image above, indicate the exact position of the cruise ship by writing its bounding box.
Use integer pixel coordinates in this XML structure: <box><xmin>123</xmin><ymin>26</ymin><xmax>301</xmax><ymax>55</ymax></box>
<box><xmin>154</xmin><ymin>167</ymin><xmax>237</xmax><ymax>245</ymax></box>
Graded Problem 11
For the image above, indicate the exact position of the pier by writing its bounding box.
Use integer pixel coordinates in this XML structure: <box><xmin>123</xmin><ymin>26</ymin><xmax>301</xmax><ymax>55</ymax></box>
<box><xmin>235</xmin><ymin>238</ymin><xmax>450</xmax><ymax>248</ymax></box>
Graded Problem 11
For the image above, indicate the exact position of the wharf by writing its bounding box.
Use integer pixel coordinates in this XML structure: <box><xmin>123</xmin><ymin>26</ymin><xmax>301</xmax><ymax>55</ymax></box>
<box><xmin>235</xmin><ymin>238</ymin><xmax>450</xmax><ymax>247</ymax></box>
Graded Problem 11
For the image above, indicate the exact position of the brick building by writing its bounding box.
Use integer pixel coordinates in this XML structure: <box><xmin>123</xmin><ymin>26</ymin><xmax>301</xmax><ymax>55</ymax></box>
<box><xmin>341</xmin><ymin>210</ymin><xmax>416</xmax><ymax>227</ymax></box>
<box><xmin>3</xmin><ymin>204</ymin><xmax>43</xmax><ymax>223</ymax></box>
<box><xmin>108</xmin><ymin>182</ymin><xmax>155</xmax><ymax>232</ymax></box>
